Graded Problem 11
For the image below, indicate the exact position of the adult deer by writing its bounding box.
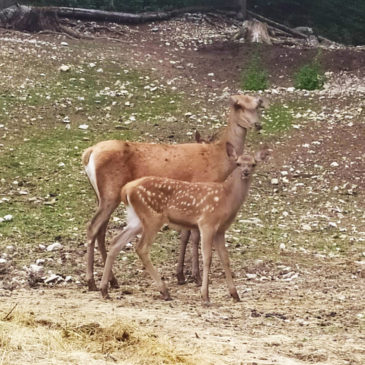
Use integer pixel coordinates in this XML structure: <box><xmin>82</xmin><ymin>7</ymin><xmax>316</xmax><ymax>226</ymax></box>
<box><xmin>82</xmin><ymin>94</ymin><xmax>264</xmax><ymax>291</ymax></box>
<box><xmin>100</xmin><ymin>146</ymin><xmax>270</xmax><ymax>304</ymax></box>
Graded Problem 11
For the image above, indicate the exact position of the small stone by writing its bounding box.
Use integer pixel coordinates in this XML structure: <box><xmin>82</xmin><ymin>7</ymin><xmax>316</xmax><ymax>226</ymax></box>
<box><xmin>78</xmin><ymin>124</ymin><xmax>89</xmax><ymax>130</ymax></box>
<box><xmin>246</xmin><ymin>273</ymin><xmax>257</xmax><ymax>280</ymax></box>
<box><xmin>45</xmin><ymin>274</ymin><xmax>63</xmax><ymax>284</ymax></box>
<box><xmin>3</xmin><ymin>214</ymin><xmax>13</xmax><ymax>221</ymax></box>
<box><xmin>29</xmin><ymin>264</ymin><xmax>44</xmax><ymax>275</ymax></box>
<box><xmin>279</xmin><ymin>243</ymin><xmax>286</xmax><ymax>250</ymax></box>
<box><xmin>301</xmin><ymin>224</ymin><xmax>312</xmax><ymax>231</ymax></box>
<box><xmin>271</xmin><ymin>178</ymin><xmax>279</xmax><ymax>185</ymax></box>
<box><xmin>47</xmin><ymin>242</ymin><xmax>63</xmax><ymax>251</ymax></box>
<box><xmin>330</xmin><ymin>162</ymin><xmax>339</xmax><ymax>167</ymax></box>
<box><xmin>59</xmin><ymin>65</ymin><xmax>70</xmax><ymax>72</ymax></box>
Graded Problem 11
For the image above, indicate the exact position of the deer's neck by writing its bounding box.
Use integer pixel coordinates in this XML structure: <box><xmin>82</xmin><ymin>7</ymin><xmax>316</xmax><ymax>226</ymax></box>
<box><xmin>223</xmin><ymin>169</ymin><xmax>252</xmax><ymax>216</ymax></box>
<box><xmin>221</xmin><ymin>108</ymin><xmax>247</xmax><ymax>155</ymax></box>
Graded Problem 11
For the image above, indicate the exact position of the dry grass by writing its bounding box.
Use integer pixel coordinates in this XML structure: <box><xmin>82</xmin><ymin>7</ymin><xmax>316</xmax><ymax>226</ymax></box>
<box><xmin>0</xmin><ymin>307</ymin><xmax>195</xmax><ymax>365</ymax></box>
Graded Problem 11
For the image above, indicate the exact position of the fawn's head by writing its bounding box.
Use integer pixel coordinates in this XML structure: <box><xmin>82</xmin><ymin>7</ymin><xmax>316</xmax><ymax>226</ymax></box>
<box><xmin>227</xmin><ymin>143</ymin><xmax>271</xmax><ymax>179</ymax></box>
<box><xmin>230</xmin><ymin>94</ymin><xmax>268</xmax><ymax>131</ymax></box>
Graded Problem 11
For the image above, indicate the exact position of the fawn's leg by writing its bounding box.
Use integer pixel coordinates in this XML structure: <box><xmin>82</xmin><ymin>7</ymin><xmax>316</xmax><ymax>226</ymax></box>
<box><xmin>199</xmin><ymin>226</ymin><xmax>215</xmax><ymax>305</ymax></box>
<box><xmin>100</xmin><ymin>224</ymin><xmax>142</xmax><ymax>298</ymax></box>
<box><xmin>214</xmin><ymin>231</ymin><xmax>240</xmax><ymax>302</ymax></box>
<box><xmin>136</xmin><ymin>225</ymin><xmax>171</xmax><ymax>301</ymax></box>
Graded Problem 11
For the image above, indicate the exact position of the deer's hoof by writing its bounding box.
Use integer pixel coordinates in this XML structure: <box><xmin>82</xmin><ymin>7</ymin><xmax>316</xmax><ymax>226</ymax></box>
<box><xmin>109</xmin><ymin>277</ymin><xmax>120</xmax><ymax>289</ymax></box>
<box><xmin>87</xmin><ymin>279</ymin><xmax>98</xmax><ymax>292</ymax></box>
<box><xmin>193</xmin><ymin>275</ymin><xmax>202</xmax><ymax>287</ymax></box>
<box><xmin>176</xmin><ymin>273</ymin><xmax>186</xmax><ymax>285</ymax></box>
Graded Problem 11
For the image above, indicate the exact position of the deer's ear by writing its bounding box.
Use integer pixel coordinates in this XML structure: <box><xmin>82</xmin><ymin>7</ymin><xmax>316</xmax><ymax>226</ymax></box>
<box><xmin>195</xmin><ymin>130</ymin><xmax>201</xmax><ymax>143</ymax></box>
<box><xmin>230</xmin><ymin>95</ymin><xmax>242</xmax><ymax>109</ymax></box>
<box><xmin>255</xmin><ymin>147</ymin><xmax>271</xmax><ymax>162</ymax></box>
<box><xmin>226</xmin><ymin>142</ymin><xmax>238</xmax><ymax>161</ymax></box>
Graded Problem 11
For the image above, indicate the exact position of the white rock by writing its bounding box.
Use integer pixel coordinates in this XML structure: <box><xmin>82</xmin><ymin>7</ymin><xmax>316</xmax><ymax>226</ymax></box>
<box><xmin>59</xmin><ymin>65</ymin><xmax>70</xmax><ymax>72</ymax></box>
<box><xmin>60</xmin><ymin>42</ymin><xmax>69</xmax><ymax>46</ymax></box>
<box><xmin>78</xmin><ymin>124</ymin><xmax>89</xmax><ymax>130</ymax></box>
<box><xmin>271</xmin><ymin>178</ymin><xmax>279</xmax><ymax>185</ymax></box>
<box><xmin>47</xmin><ymin>242</ymin><xmax>63</xmax><ymax>251</ymax></box>
<box><xmin>29</xmin><ymin>264</ymin><xmax>44</xmax><ymax>275</ymax></box>
<box><xmin>89</xmin><ymin>62</ymin><xmax>96</xmax><ymax>68</ymax></box>
<box><xmin>301</xmin><ymin>224</ymin><xmax>312</xmax><ymax>231</ymax></box>
<box><xmin>0</xmin><ymin>258</ymin><xmax>7</xmax><ymax>264</ymax></box>
<box><xmin>36</xmin><ymin>258</ymin><xmax>45</xmax><ymax>265</ymax></box>
<box><xmin>246</xmin><ymin>273</ymin><xmax>257</xmax><ymax>280</ymax></box>
<box><xmin>45</xmin><ymin>274</ymin><xmax>63</xmax><ymax>284</ymax></box>
<box><xmin>330</xmin><ymin>162</ymin><xmax>339</xmax><ymax>167</ymax></box>
<box><xmin>3</xmin><ymin>214</ymin><xmax>13</xmax><ymax>221</ymax></box>
<box><xmin>279</xmin><ymin>243</ymin><xmax>286</xmax><ymax>250</ymax></box>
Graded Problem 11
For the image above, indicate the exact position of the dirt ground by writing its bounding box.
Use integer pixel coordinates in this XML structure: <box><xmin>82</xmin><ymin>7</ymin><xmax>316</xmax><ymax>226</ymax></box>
<box><xmin>0</xmin><ymin>14</ymin><xmax>364</xmax><ymax>365</ymax></box>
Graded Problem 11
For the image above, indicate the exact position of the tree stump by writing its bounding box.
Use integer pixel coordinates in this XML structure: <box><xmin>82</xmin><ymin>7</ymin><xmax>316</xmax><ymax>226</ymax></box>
<box><xmin>241</xmin><ymin>20</ymin><xmax>272</xmax><ymax>44</ymax></box>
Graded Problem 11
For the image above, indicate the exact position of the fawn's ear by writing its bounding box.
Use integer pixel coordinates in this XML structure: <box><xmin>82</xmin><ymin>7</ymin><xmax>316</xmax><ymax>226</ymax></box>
<box><xmin>226</xmin><ymin>142</ymin><xmax>238</xmax><ymax>161</ymax></box>
<box><xmin>255</xmin><ymin>147</ymin><xmax>271</xmax><ymax>162</ymax></box>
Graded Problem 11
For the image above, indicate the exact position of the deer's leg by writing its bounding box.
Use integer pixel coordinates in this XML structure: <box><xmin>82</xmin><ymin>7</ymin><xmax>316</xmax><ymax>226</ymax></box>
<box><xmin>96</xmin><ymin>221</ymin><xmax>119</xmax><ymax>289</ymax></box>
<box><xmin>100</xmin><ymin>223</ymin><xmax>142</xmax><ymax>298</ymax></box>
<box><xmin>190</xmin><ymin>229</ymin><xmax>202</xmax><ymax>286</ymax></box>
<box><xmin>199</xmin><ymin>226</ymin><xmax>215</xmax><ymax>305</ymax></box>
<box><xmin>176</xmin><ymin>230</ymin><xmax>190</xmax><ymax>285</ymax></box>
<box><xmin>136</xmin><ymin>225</ymin><xmax>171</xmax><ymax>301</ymax></box>
<box><xmin>86</xmin><ymin>200</ymin><xmax>119</xmax><ymax>291</ymax></box>
<box><xmin>214</xmin><ymin>232</ymin><xmax>240</xmax><ymax>302</ymax></box>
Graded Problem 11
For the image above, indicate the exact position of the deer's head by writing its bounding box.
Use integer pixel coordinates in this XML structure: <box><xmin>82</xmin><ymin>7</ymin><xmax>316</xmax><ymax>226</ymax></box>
<box><xmin>230</xmin><ymin>94</ymin><xmax>267</xmax><ymax>131</ymax></box>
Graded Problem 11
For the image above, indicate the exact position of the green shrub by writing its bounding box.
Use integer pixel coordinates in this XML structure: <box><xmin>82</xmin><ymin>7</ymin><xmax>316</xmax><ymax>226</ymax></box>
<box><xmin>241</xmin><ymin>53</ymin><xmax>269</xmax><ymax>91</ymax></box>
<box><xmin>294</xmin><ymin>62</ymin><xmax>325</xmax><ymax>90</ymax></box>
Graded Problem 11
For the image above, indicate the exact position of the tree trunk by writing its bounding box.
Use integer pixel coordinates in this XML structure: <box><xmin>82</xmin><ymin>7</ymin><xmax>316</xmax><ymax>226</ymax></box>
<box><xmin>236</xmin><ymin>0</ymin><xmax>247</xmax><ymax>20</ymax></box>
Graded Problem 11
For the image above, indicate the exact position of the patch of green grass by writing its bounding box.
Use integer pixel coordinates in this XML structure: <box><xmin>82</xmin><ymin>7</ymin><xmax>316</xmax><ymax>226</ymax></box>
<box><xmin>294</xmin><ymin>59</ymin><xmax>325</xmax><ymax>90</ymax></box>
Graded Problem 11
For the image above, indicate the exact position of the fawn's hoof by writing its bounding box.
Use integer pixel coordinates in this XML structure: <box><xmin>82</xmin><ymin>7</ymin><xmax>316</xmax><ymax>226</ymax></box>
<box><xmin>161</xmin><ymin>290</ymin><xmax>172</xmax><ymax>301</ymax></box>
<box><xmin>202</xmin><ymin>300</ymin><xmax>211</xmax><ymax>307</ymax></box>
<box><xmin>231</xmin><ymin>291</ymin><xmax>241</xmax><ymax>302</ymax></box>
<box><xmin>100</xmin><ymin>287</ymin><xmax>110</xmax><ymax>299</ymax></box>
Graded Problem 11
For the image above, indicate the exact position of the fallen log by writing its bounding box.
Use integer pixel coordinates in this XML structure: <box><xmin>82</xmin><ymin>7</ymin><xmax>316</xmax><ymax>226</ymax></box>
<box><xmin>247</xmin><ymin>10</ymin><xmax>308</xmax><ymax>40</ymax></box>
<box><xmin>47</xmin><ymin>6</ymin><xmax>236</xmax><ymax>24</ymax></box>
